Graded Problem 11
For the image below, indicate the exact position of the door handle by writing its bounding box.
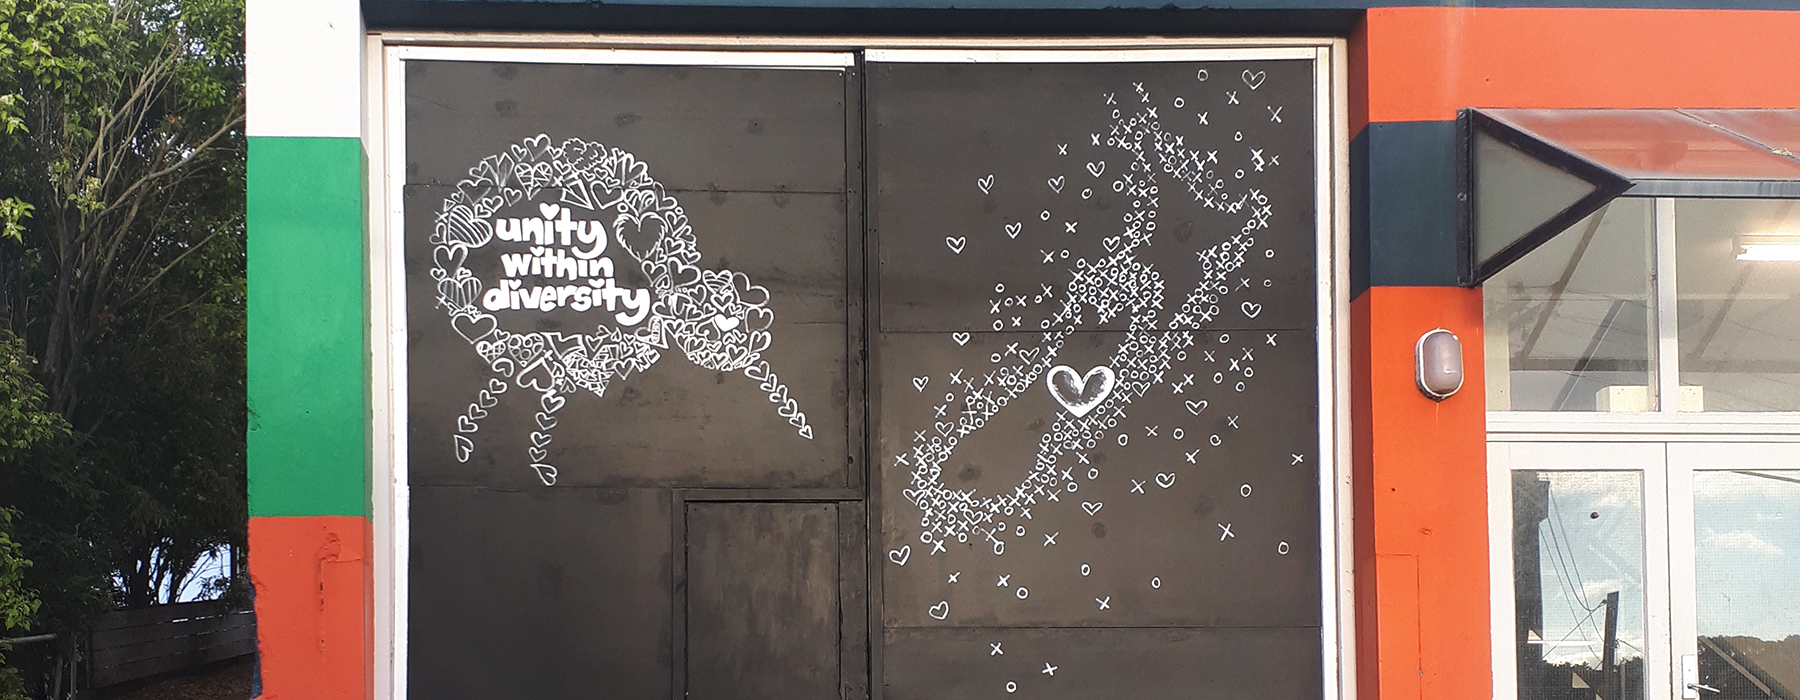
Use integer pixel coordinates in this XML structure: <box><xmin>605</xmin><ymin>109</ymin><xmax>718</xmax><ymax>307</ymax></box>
<box><xmin>1681</xmin><ymin>654</ymin><xmax>1719</xmax><ymax>698</ymax></box>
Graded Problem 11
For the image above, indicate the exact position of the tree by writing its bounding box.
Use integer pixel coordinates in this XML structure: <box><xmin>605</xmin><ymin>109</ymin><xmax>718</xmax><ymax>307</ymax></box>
<box><xmin>0</xmin><ymin>0</ymin><xmax>245</xmax><ymax>654</ymax></box>
<box><xmin>0</xmin><ymin>332</ymin><xmax>57</xmax><ymax>700</ymax></box>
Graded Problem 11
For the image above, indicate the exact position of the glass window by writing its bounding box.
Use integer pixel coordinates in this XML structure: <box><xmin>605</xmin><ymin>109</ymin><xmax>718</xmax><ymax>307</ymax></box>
<box><xmin>1485</xmin><ymin>201</ymin><xmax>1657</xmax><ymax>411</ymax></box>
<box><xmin>1691</xmin><ymin>469</ymin><xmax>1800</xmax><ymax>699</ymax></box>
<box><xmin>1674</xmin><ymin>200</ymin><xmax>1800</xmax><ymax>412</ymax></box>
<box><xmin>1513</xmin><ymin>471</ymin><xmax>1647</xmax><ymax>700</ymax></box>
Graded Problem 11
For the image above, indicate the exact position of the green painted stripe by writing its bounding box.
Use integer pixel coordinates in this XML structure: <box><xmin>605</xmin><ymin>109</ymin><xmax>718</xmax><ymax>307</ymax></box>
<box><xmin>248</xmin><ymin>136</ymin><xmax>370</xmax><ymax>518</ymax></box>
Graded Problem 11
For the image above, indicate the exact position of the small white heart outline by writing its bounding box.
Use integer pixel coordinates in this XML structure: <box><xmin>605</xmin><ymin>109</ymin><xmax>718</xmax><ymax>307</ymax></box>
<box><xmin>1155</xmin><ymin>473</ymin><xmax>1176</xmax><ymax>489</ymax></box>
<box><xmin>977</xmin><ymin>175</ymin><xmax>994</xmax><ymax>194</ymax></box>
<box><xmin>1086</xmin><ymin>161</ymin><xmax>1105</xmax><ymax>178</ymax></box>
<box><xmin>1005</xmin><ymin>222</ymin><xmax>1022</xmax><ymax>239</ymax></box>
<box><xmin>1242</xmin><ymin>69</ymin><xmax>1266</xmax><ymax>90</ymax></box>
<box><xmin>952</xmin><ymin>332</ymin><xmax>971</xmax><ymax>346</ymax></box>
<box><xmin>889</xmin><ymin>545</ymin><xmax>911</xmax><ymax>566</ymax></box>
<box><xmin>1185</xmin><ymin>399</ymin><xmax>1208</xmax><ymax>415</ymax></box>
<box><xmin>946</xmin><ymin>237</ymin><xmax>967</xmax><ymax>254</ymax></box>
<box><xmin>1241</xmin><ymin>301</ymin><xmax>1263</xmax><ymax>318</ymax></box>
<box><xmin>1047</xmin><ymin>175</ymin><xmax>1065</xmax><ymax>193</ymax></box>
<box><xmin>1081</xmin><ymin>501</ymin><xmax>1103</xmax><ymax>516</ymax></box>
<box><xmin>928</xmin><ymin>600</ymin><xmax>950</xmax><ymax>620</ymax></box>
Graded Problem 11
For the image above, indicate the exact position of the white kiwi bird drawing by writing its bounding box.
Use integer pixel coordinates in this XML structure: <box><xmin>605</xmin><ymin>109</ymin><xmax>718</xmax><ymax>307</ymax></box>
<box><xmin>431</xmin><ymin>135</ymin><xmax>813</xmax><ymax>486</ymax></box>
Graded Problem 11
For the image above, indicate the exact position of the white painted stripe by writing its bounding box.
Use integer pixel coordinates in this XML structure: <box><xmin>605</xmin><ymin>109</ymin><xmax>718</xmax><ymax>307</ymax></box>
<box><xmin>247</xmin><ymin>0</ymin><xmax>363</xmax><ymax>138</ymax></box>
<box><xmin>391</xmin><ymin>45</ymin><xmax>853</xmax><ymax>69</ymax></box>
<box><xmin>864</xmin><ymin>47</ymin><xmax>1317</xmax><ymax>63</ymax></box>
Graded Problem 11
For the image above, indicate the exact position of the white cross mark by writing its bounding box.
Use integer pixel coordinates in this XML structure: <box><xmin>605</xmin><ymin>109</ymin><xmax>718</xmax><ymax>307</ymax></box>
<box><xmin>997</xmin><ymin>574</ymin><xmax>1011</xmax><ymax>587</ymax></box>
<box><xmin>1266</xmin><ymin>333</ymin><xmax>1278</xmax><ymax>346</ymax></box>
<box><xmin>1096</xmin><ymin>596</ymin><xmax>1111</xmax><ymax>610</ymax></box>
<box><xmin>1044</xmin><ymin>532</ymin><xmax>1059</xmax><ymax>546</ymax></box>
<box><xmin>1226</xmin><ymin>91</ymin><xmax>1240</xmax><ymax>105</ymax></box>
<box><xmin>1218</xmin><ymin>523</ymin><xmax>1235</xmax><ymax>540</ymax></box>
<box><xmin>1041</xmin><ymin>249</ymin><xmax>1056</xmax><ymax>264</ymax></box>
<box><xmin>1185</xmin><ymin>449</ymin><xmax>1200</xmax><ymax>464</ymax></box>
<box><xmin>931</xmin><ymin>540</ymin><xmax>947</xmax><ymax>555</ymax></box>
<box><xmin>1042</xmin><ymin>663</ymin><xmax>1058</xmax><ymax>676</ymax></box>
<box><xmin>1227</xmin><ymin>415</ymin><xmax>1240</xmax><ymax>430</ymax></box>
<box><xmin>1144</xmin><ymin>425</ymin><xmax>1159</xmax><ymax>437</ymax></box>
<box><xmin>1057</xmin><ymin>143</ymin><xmax>1068</xmax><ymax>155</ymax></box>
<box><xmin>1197</xmin><ymin>111</ymin><xmax>1210</xmax><ymax>125</ymax></box>
<box><xmin>1064</xmin><ymin>221</ymin><xmax>1078</xmax><ymax>234</ymax></box>
<box><xmin>949</xmin><ymin>572</ymin><xmax>961</xmax><ymax>583</ymax></box>
<box><xmin>1291</xmin><ymin>453</ymin><xmax>1305</xmax><ymax>465</ymax></box>
<box><xmin>991</xmin><ymin>642</ymin><xmax>1005</xmax><ymax>656</ymax></box>
<box><xmin>1076</xmin><ymin>452</ymin><xmax>1091</xmax><ymax>465</ymax></box>
<box><xmin>1130</xmin><ymin>479</ymin><xmax>1146</xmax><ymax>494</ymax></box>
<box><xmin>1268</xmin><ymin>106</ymin><xmax>1283</xmax><ymax>123</ymax></box>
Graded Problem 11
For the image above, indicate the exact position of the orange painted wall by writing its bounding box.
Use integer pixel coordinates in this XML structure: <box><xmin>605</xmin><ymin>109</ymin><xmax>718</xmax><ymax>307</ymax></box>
<box><xmin>1355</xmin><ymin>7</ymin><xmax>1800</xmax><ymax>133</ymax></box>
<box><xmin>1351</xmin><ymin>287</ymin><xmax>1490</xmax><ymax>700</ymax></box>
<box><xmin>250</xmin><ymin>516</ymin><xmax>373</xmax><ymax>700</ymax></box>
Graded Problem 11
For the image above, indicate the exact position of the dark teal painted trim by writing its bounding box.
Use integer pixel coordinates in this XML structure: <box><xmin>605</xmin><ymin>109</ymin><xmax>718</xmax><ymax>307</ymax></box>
<box><xmin>369</xmin><ymin>0</ymin><xmax>1800</xmax><ymax>9</ymax></box>
<box><xmin>1350</xmin><ymin>120</ymin><xmax>1459</xmax><ymax>295</ymax></box>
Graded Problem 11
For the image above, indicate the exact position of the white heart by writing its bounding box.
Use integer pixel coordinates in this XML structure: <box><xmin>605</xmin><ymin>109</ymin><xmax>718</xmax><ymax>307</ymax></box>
<box><xmin>889</xmin><ymin>545</ymin><xmax>911</xmax><ymax>566</ymax></box>
<box><xmin>712</xmin><ymin>314</ymin><xmax>739</xmax><ymax>332</ymax></box>
<box><xmin>952</xmin><ymin>332</ymin><xmax>971</xmax><ymax>346</ymax></box>
<box><xmin>1046</xmin><ymin>365</ymin><xmax>1115</xmax><ymax>419</ymax></box>
<box><xmin>1086</xmin><ymin>161</ymin><xmax>1105</xmax><ymax>178</ymax></box>
<box><xmin>1047</xmin><ymin>175</ymin><xmax>1065</xmax><ymax>193</ymax></box>
<box><xmin>912</xmin><ymin>376</ymin><xmax>930</xmax><ymax>393</ymax></box>
<box><xmin>928</xmin><ymin>601</ymin><xmax>950</xmax><ymax>620</ymax></box>
<box><xmin>1005</xmin><ymin>222</ymin><xmax>1022</xmax><ymax>239</ymax></box>
<box><xmin>1185</xmin><ymin>400</ymin><xmax>1208</xmax><ymax>415</ymax></box>
<box><xmin>538</xmin><ymin>202</ymin><xmax>561</xmax><ymax>219</ymax></box>
<box><xmin>1081</xmin><ymin>501</ymin><xmax>1103</xmax><ymax>516</ymax></box>
<box><xmin>1156</xmin><ymin>473</ymin><xmax>1176</xmax><ymax>489</ymax></box>
<box><xmin>945</xmin><ymin>237</ymin><xmax>966</xmax><ymax>254</ymax></box>
<box><xmin>1242</xmin><ymin>70</ymin><xmax>1266</xmax><ymax>90</ymax></box>
<box><xmin>977</xmin><ymin>175</ymin><xmax>994</xmax><ymax>194</ymax></box>
<box><xmin>1103</xmin><ymin>236</ymin><xmax>1121</xmax><ymax>252</ymax></box>
<box><xmin>1241</xmin><ymin>301</ymin><xmax>1262</xmax><ymax>318</ymax></box>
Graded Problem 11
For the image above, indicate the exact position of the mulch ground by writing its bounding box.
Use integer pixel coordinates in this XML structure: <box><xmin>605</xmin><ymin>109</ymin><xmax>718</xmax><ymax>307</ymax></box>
<box><xmin>92</xmin><ymin>656</ymin><xmax>253</xmax><ymax>700</ymax></box>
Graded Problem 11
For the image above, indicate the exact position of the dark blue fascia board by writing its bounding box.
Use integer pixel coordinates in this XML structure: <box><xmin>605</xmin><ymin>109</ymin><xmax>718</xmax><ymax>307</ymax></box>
<box><xmin>364</xmin><ymin>0</ymin><xmax>1800</xmax><ymax>32</ymax></box>
<box><xmin>370</xmin><ymin>0</ymin><xmax>1800</xmax><ymax>9</ymax></box>
<box><xmin>364</xmin><ymin>3</ymin><xmax>1361</xmax><ymax>32</ymax></box>
<box><xmin>1350</xmin><ymin>120</ymin><xmax>1459</xmax><ymax>297</ymax></box>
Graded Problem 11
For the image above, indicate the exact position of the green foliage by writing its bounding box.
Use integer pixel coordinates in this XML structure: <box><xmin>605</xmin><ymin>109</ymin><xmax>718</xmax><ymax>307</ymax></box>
<box><xmin>0</xmin><ymin>509</ymin><xmax>40</xmax><ymax>700</ymax></box>
<box><xmin>0</xmin><ymin>331</ymin><xmax>62</xmax><ymax>461</ymax></box>
<box><xmin>0</xmin><ymin>3</ymin><xmax>246</xmax><ymax>690</ymax></box>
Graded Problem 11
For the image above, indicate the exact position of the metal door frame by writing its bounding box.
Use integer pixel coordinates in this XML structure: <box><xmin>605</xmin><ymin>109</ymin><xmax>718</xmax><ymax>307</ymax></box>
<box><xmin>367</xmin><ymin>36</ymin><xmax>1351</xmax><ymax>700</ymax></box>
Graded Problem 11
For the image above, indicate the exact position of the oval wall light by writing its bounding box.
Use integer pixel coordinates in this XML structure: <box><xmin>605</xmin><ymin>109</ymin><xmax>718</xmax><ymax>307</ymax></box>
<box><xmin>1415</xmin><ymin>329</ymin><xmax>1464</xmax><ymax>401</ymax></box>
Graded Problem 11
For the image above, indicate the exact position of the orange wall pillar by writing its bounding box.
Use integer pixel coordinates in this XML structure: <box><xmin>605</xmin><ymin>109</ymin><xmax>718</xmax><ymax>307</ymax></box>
<box><xmin>1352</xmin><ymin>287</ymin><xmax>1490</xmax><ymax>700</ymax></box>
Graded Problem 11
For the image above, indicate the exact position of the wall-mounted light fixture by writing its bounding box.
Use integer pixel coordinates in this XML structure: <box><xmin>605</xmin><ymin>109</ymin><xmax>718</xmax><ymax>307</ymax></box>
<box><xmin>1415</xmin><ymin>329</ymin><xmax>1464</xmax><ymax>401</ymax></box>
<box><xmin>1737</xmin><ymin>233</ymin><xmax>1800</xmax><ymax>262</ymax></box>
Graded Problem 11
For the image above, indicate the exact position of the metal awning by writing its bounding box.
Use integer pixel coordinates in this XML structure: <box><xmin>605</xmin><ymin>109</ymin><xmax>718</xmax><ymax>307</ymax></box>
<box><xmin>1456</xmin><ymin>108</ymin><xmax>1800</xmax><ymax>285</ymax></box>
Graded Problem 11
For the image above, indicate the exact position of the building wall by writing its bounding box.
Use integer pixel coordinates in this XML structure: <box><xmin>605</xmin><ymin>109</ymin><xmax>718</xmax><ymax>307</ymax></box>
<box><xmin>244</xmin><ymin>3</ymin><xmax>1800</xmax><ymax>699</ymax></box>
<box><xmin>245</xmin><ymin>1</ymin><xmax>373</xmax><ymax>698</ymax></box>
<box><xmin>1350</xmin><ymin>9</ymin><xmax>1800</xmax><ymax>700</ymax></box>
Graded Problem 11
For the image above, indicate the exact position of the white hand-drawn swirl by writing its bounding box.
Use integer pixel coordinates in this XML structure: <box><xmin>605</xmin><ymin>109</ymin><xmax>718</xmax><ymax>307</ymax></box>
<box><xmin>900</xmin><ymin>84</ymin><xmax>1273</xmax><ymax>553</ymax></box>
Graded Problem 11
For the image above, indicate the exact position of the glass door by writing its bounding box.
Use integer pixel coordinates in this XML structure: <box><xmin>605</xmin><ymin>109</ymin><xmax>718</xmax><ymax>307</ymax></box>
<box><xmin>1492</xmin><ymin>439</ymin><xmax>1800</xmax><ymax>700</ymax></box>
<box><xmin>1668</xmin><ymin>443</ymin><xmax>1800</xmax><ymax>700</ymax></box>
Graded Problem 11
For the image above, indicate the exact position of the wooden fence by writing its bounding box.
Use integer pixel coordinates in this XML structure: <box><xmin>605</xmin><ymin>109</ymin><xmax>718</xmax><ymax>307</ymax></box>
<box><xmin>88</xmin><ymin>600</ymin><xmax>255</xmax><ymax>688</ymax></box>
